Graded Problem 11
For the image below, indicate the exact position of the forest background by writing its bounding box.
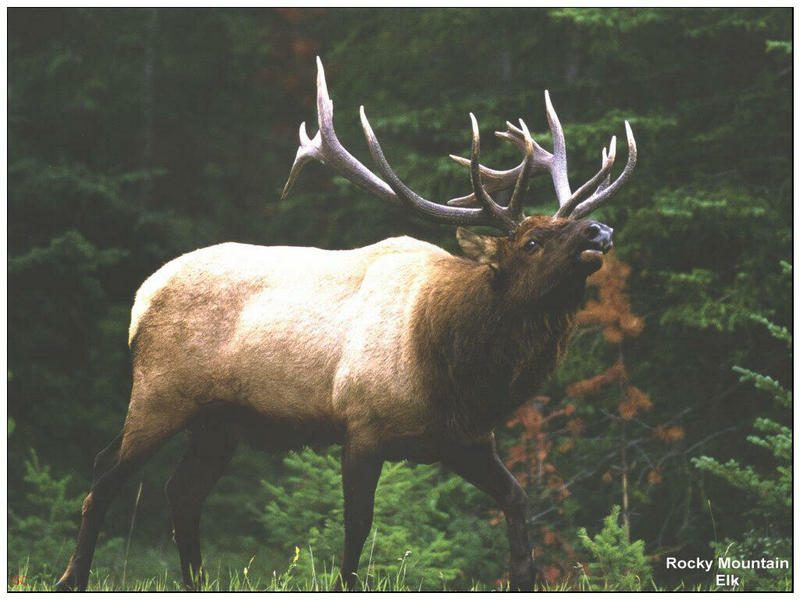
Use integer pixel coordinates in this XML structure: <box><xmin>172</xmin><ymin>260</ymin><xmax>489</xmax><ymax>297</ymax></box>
<box><xmin>7</xmin><ymin>7</ymin><xmax>792</xmax><ymax>591</ymax></box>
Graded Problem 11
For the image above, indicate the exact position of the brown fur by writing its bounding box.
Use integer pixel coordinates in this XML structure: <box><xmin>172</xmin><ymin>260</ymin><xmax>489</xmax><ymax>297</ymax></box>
<box><xmin>412</xmin><ymin>217</ymin><xmax>595</xmax><ymax>442</ymax></box>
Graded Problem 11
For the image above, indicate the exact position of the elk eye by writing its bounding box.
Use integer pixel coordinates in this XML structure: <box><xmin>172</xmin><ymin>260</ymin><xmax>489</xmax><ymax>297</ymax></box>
<box><xmin>525</xmin><ymin>239</ymin><xmax>539</xmax><ymax>251</ymax></box>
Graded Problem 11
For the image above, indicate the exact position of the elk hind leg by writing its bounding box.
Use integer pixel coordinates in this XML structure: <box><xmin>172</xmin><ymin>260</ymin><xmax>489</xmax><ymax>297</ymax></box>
<box><xmin>91</xmin><ymin>434</ymin><xmax>123</xmax><ymax>483</ymax></box>
<box><xmin>55</xmin><ymin>390</ymin><xmax>194</xmax><ymax>591</ymax></box>
<box><xmin>165</xmin><ymin>416</ymin><xmax>238</xmax><ymax>590</ymax></box>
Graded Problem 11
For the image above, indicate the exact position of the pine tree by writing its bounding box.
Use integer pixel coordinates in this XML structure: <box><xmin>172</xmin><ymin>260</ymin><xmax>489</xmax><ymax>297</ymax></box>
<box><xmin>576</xmin><ymin>505</ymin><xmax>653</xmax><ymax>590</ymax></box>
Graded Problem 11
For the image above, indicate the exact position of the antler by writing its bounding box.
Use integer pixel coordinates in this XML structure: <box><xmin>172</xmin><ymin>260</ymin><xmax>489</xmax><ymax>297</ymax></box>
<box><xmin>447</xmin><ymin>92</ymin><xmax>637</xmax><ymax>220</ymax></box>
<box><xmin>281</xmin><ymin>57</ymin><xmax>397</xmax><ymax>206</ymax></box>
<box><xmin>446</xmin><ymin>117</ymin><xmax>556</xmax><ymax>208</ymax></box>
<box><xmin>566</xmin><ymin>121</ymin><xmax>637</xmax><ymax>219</ymax></box>
<box><xmin>281</xmin><ymin>58</ymin><xmax>635</xmax><ymax>231</ymax></box>
<box><xmin>282</xmin><ymin>58</ymin><xmax>533</xmax><ymax>233</ymax></box>
<box><xmin>359</xmin><ymin>108</ymin><xmax>533</xmax><ymax>230</ymax></box>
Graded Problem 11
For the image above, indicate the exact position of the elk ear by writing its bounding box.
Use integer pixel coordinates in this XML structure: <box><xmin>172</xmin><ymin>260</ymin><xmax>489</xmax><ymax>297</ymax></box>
<box><xmin>457</xmin><ymin>227</ymin><xmax>501</xmax><ymax>270</ymax></box>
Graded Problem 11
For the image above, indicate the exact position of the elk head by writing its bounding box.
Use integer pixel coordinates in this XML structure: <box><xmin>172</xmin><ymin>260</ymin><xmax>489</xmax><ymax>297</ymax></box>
<box><xmin>282</xmin><ymin>58</ymin><xmax>636</xmax><ymax>304</ymax></box>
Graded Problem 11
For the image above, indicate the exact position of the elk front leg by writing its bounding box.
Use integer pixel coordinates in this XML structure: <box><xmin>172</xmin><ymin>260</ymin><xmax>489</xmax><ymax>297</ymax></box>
<box><xmin>442</xmin><ymin>436</ymin><xmax>537</xmax><ymax>591</ymax></box>
<box><xmin>336</xmin><ymin>441</ymin><xmax>382</xmax><ymax>591</ymax></box>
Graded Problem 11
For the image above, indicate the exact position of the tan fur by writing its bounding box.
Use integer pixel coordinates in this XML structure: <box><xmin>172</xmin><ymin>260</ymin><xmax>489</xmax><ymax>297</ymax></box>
<box><xmin>128</xmin><ymin>237</ymin><xmax>455</xmax><ymax>448</ymax></box>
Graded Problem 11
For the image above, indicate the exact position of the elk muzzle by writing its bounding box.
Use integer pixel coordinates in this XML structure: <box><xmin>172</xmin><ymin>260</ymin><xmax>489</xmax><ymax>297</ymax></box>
<box><xmin>579</xmin><ymin>221</ymin><xmax>613</xmax><ymax>268</ymax></box>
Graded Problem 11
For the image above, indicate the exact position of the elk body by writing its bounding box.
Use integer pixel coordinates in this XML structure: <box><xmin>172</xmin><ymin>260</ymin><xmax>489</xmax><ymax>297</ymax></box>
<box><xmin>56</xmin><ymin>58</ymin><xmax>636</xmax><ymax>591</ymax></box>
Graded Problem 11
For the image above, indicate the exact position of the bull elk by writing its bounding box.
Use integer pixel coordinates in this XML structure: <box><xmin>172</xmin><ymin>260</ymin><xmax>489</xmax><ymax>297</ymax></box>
<box><xmin>56</xmin><ymin>57</ymin><xmax>636</xmax><ymax>591</ymax></box>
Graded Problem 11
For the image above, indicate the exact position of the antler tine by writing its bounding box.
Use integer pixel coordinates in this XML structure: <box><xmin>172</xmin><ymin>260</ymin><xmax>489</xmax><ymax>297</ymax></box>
<box><xmin>360</xmin><ymin>106</ymin><xmax>511</xmax><ymax>228</ymax></box>
<box><xmin>499</xmin><ymin>121</ymin><xmax>551</xmax><ymax>159</ymax></box>
<box><xmin>569</xmin><ymin>121</ymin><xmax>637</xmax><ymax>220</ymax></box>
<box><xmin>595</xmin><ymin>148</ymin><xmax>613</xmax><ymax>195</ymax></box>
<box><xmin>280</xmin><ymin>57</ymin><xmax>397</xmax><ymax>204</ymax></box>
<box><xmin>448</xmin><ymin>153</ymin><xmax>526</xmax><ymax>183</ymax></box>
<box><xmin>446</xmin><ymin>93</ymin><xmax>580</xmax><ymax>214</ymax></box>
<box><xmin>448</xmin><ymin>153</ymin><xmax>529</xmax><ymax>203</ymax></box>
<box><xmin>506</xmin><ymin>119</ymin><xmax>535</xmax><ymax>221</ymax></box>
<box><xmin>446</xmin><ymin>120</ymin><xmax>547</xmax><ymax>208</ymax></box>
<box><xmin>552</xmin><ymin>135</ymin><xmax>617</xmax><ymax>219</ymax></box>
<box><xmin>449</xmin><ymin>93</ymin><xmax>636</xmax><ymax>221</ymax></box>
<box><xmin>281</xmin><ymin>121</ymin><xmax>321</xmax><ymax>200</ymax></box>
<box><xmin>544</xmin><ymin>90</ymin><xmax>572</xmax><ymax>207</ymax></box>
<box><xmin>468</xmin><ymin>113</ymin><xmax>517</xmax><ymax>231</ymax></box>
<box><xmin>445</xmin><ymin>164</ymin><xmax>524</xmax><ymax>207</ymax></box>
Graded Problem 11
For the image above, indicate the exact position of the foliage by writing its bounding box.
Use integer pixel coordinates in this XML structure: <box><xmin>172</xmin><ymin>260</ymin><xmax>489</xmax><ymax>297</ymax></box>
<box><xmin>8</xmin><ymin>450</ymin><xmax>85</xmax><ymax>574</ymax></box>
<box><xmin>576</xmin><ymin>505</ymin><xmax>653</xmax><ymax>591</ymax></box>
<box><xmin>502</xmin><ymin>254</ymin><xmax>687</xmax><ymax>586</ymax></box>
<box><xmin>502</xmin><ymin>396</ymin><xmax>580</xmax><ymax>583</ymax></box>
<box><xmin>692</xmin><ymin>300</ymin><xmax>792</xmax><ymax>591</ymax></box>
<box><xmin>564</xmin><ymin>255</ymin><xmax>669</xmax><ymax>510</ymax></box>
<box><xmin>255</xmin><ymin>447</ymin><xmax>506</xmax><ymax>590</ymax></box>
<box><xmin>8</xmin><ymin>450</ymin><xmax>124</xmax><ymax>579</ymax></box>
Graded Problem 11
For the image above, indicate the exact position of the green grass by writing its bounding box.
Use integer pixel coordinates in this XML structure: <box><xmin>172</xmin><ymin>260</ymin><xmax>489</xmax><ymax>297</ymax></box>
<box><xmin>8</xmin><ymin>547</ymin><xmax>794</xmax><ymax>592</ymax></box>
<box><xmin>9</xmin><ymin>549</ymin><xmax>494</xmax><ymax>592</ymax></box>
<box><xmin>8</xmin><ymin>568</ymin><xmax>794</xmax><ymax>592</ymax></box>
<box><xmin>9</xmin><ymin>561</ymin><xmax>493</xmax><ymax>592</ymax></box>
<box><xmin>6</xmin><ymin>551</ymin><xmax>595</xmax><ymax>592</ymax></box>
<box><xmin>10</xmin><ymin>567</ymin><xmax>794</xmax><ymax>593</ymax></box>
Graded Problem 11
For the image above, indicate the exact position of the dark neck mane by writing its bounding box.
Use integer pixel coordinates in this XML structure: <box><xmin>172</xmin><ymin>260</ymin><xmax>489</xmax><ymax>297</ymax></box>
<box><xmin>413</xmin><ymin>258</ymin><xmax>581</xmax><ymax>440</ymax></box>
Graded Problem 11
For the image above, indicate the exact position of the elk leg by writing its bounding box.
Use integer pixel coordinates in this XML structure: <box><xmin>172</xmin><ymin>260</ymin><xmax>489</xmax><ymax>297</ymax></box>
<box><xmin>55</xmin><ymin>387</ymin><xmax>194</xmax><ymax>591</ymax></box>
<box><xmin>335</xmin><ymin>442</ymin><xmax>382</xmax><ymax>591</ymax></box>
<box><xmin>91</xmin><ymin>434</ymin><xmax>123</xmax><ymax>483</ymax></box>
<box><xmin>165</xmin><ymin>420</ymin><xmax>238</xmax><ymax>590</ymax></box>
<box><xmin>442</xmin><ymin>437</ymin><xmax>537</xmax><ymax>591</ymax></box>
<box><xmin>55</xmin><ymin>432</ymin><xmax>164</xmax><ymax>590</ymax></box>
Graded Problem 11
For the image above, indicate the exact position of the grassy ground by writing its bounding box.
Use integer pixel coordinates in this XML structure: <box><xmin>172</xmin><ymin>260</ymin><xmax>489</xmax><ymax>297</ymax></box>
<box><xmin>9</xmin><ymin>567</ymin><xmax>794</xmax><ymax>593</ymax></box>
<box><xmin>9</xmin><ymin>562</ymin><xmax>495</xmax><ymax>592</ymax></box>
<box><xmin>4</xmin><ymin>553</ymin><xmax>608</xmax><ymax>592</ymax></box>
<box><xmin>9</xmin><ymin>550</ymin><xmax>491</xmax><ymax>592</ymax></box>
<box><xmin>8</xmin><ymin>572</ymin><xmax>794</xmax><ymax>592</ymax></box>
<box><xmin>9</xmin><ymin>549</ymin><xmax>793</xmax><ymax>592</ymax></box>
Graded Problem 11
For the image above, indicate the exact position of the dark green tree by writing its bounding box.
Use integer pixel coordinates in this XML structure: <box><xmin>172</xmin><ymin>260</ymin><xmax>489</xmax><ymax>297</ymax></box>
<box><xmin>692</xmin><ymin>274</ymin><xmax>792</xmax><ymax>591</ymax></box>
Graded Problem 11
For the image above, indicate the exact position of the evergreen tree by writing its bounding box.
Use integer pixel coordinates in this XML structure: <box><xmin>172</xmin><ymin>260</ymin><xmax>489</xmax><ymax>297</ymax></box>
<box><xmin>692</xmin><ymin>266</ymin><xmax>792</xmax><ymax>591</ymax></box>
<box><xmin>577</xmin><ymin>505</ymin><xmax>653</xmax><ymax>591</ymax></box>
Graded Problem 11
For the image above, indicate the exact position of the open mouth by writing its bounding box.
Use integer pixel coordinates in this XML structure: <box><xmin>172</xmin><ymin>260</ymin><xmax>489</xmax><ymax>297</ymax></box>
<box><xmin>579</xmin><ymin>248</ymin><xmax>603</xmax><ymax>262</ymax></box>
<box><xmin>578</xmin><ymin>241</ymin><xmax>613</xmax><ymax>265</ymax></box>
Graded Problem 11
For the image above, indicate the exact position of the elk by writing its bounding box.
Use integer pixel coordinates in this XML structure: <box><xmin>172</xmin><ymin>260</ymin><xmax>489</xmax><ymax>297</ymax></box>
<box><xmin>56</xmin><ymin>57</ymin><xmax>636</xmax><ymax>592</ymax></box>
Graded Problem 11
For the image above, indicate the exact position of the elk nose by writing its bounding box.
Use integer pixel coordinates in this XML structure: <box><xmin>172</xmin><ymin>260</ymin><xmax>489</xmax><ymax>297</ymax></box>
<box><xmin>585</xmin><ymin>221</ymin><xmax>614</xmax><ymax>252</ymax></box>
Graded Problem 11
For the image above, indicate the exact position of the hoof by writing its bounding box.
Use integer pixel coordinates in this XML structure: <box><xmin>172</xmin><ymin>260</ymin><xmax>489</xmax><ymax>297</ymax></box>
<box><xmin>509</xmin><ymin>560</ymin><xmax>538</xmax><ymax>591</ymax></box>
<box><xmin>509</xmin><ymin>578</ymin><xmax>535</xmax><ymax>592</ymax></box>
<box><xmin>53</xmin><ymin>580</ymin><xmax>75</xmax><ymax>592</ymax></box>
<box><xmin>333</xmin><ymin>573</ymin><xmax>358</xmax><ymax>591</ymax></box>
